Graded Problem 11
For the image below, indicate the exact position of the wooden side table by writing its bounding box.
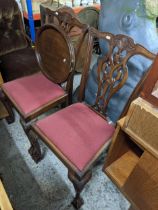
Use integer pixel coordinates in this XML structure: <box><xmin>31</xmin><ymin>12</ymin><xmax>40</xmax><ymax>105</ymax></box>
<box><xmin>103</xmin><ymin>97</ymin><xmax>158</xmax><ymax>210</ymax></box>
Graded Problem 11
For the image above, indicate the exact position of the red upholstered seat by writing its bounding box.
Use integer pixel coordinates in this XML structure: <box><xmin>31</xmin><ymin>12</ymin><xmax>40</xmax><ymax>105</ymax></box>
<box><xmin>2</xmin><ymin>73</ymin><xmax>65</xmax><ymax>117</ymax></box>
<box><xmin>35</xmin><ymin>103</ymin><xmax>115</xmax><ymax>171</ymax></box>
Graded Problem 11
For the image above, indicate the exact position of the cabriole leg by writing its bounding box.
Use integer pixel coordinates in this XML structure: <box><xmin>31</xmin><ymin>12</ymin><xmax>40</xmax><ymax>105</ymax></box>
<box><xmin>68</xmin><ymin>170</ymin><xmax>92</xmax><ymax>209</ymax></box>
<box><xmin>20</xmin><ymin>118</ymin><xmax>43</xmax><ymax>163</ymax></box>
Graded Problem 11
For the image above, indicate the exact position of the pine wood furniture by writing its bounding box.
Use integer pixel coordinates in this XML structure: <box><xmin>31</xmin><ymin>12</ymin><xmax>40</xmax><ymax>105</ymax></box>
<box><xmin>30</xmin><ymin>28</ymin><xmax>155</xmax><ymax>209</ymax></box>
<box><xmin>103</xmin><ymin>97</ymin><xmax>158</xmax><ymax>210</ymax></box>
<box><xmin>141</xmin><ymin>54</ymin><xmax>158</xmax><ymax>107</ymax></box>
<box><xmin>0</xmin><ymin>179</ymin><xmax>13</xmax><ymax>210</ymax></box>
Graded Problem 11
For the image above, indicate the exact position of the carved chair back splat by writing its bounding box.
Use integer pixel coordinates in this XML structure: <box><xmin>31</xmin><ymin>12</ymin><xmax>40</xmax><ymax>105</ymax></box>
<box><xmin>78</xmin><ymin>27</ymin><xmax>156</xmax><ymax>118</ymax></box>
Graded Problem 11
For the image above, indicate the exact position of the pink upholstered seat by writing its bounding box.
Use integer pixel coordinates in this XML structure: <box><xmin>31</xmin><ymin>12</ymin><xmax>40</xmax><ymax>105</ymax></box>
<box><xmin>2</xmin><ymin>73</ymin><xmax>65</xmax><ymax>117</ymax></box>
<box><xmin>35</xmin><ymin>103</ymin><xmax>115</xmax><ymax>171</ymax></box>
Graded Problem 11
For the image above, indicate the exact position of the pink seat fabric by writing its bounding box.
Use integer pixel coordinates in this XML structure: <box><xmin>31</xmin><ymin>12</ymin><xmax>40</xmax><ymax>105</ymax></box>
<box><xmin>35</xmin><ymin>103</ymin><xmax>115</xmax><ymax>171</ymax></box>
<box><xmin>2</xmin><ymin>73</ymin><xmax>65</xmax><ymax>116</ymax></box>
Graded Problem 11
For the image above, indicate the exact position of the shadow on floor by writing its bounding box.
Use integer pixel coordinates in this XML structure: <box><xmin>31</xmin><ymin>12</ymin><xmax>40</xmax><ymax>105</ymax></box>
<box><xmin>0</xmin><ymin>120</ymin><xmax>74</xmax><ymax>210</ymax></box>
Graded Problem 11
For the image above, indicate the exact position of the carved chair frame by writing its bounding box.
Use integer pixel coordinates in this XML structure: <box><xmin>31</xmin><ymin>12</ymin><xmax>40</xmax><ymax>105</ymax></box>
<box><xmin>1</xmin><ymin>11</ymin><xmax>89</xmax><ymax>163</ymax></box>
<box><xmin>78</xmin><ymin>27</ymin><xmax>156</xmax><ymax>118</ymax></box>
<box><xmin>31</xmin><ymin>28</ymin><xmax>155</xmax><ymax>209</ymax></box>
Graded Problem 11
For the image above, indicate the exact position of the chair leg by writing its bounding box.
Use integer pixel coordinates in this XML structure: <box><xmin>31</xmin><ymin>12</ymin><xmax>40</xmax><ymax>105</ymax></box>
<box><xmin>0</xmin><ymin>89</ymin><xmax>15</xmax><ymax>124</ymax></box>
<box><xmin>28</xmin><ymin>129</ymin><xmax>43</xmax><ymax>163</ymax></box>
<box><xmin>68</xmin><ymin>170</ymin><xmax>92</xmax><ymax>209</ymax></box>
<box><xmin>20</xmin><ymin>118</ymin><xmax>43</xmax><ymax>163</ymax></box>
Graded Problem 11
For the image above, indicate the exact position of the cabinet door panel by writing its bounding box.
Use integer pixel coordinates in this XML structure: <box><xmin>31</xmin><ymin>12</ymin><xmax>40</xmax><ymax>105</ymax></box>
<box><xmin>123</xmin><ymin>151</ymin><xmax>158</xmax><ymax>210</ymax></box>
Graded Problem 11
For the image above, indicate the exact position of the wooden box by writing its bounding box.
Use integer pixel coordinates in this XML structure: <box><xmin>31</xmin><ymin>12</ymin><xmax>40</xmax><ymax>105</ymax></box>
<box><xmin>124</xmin><ymin>97</ymin><xmax>158</xmax><ymax>158</ymax></box>
<box><xmin>104</xmin><ymin>98</ymin><xmax>158</xmax><ymax>210</ymax></box>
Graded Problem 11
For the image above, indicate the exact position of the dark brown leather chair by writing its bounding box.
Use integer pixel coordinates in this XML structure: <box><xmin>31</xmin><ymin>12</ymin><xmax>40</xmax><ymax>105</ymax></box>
<box><xmin>0</xmin><ymin>0</ymin><xmax>39</xmax><ymax>82</ymax></box>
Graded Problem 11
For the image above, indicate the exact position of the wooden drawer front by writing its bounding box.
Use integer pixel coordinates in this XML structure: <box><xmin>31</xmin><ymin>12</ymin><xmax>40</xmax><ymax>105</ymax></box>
<box><xmin>123</xmin><ymin>151</ymin><xmax>158</xmax><ymax>210</ymax></box>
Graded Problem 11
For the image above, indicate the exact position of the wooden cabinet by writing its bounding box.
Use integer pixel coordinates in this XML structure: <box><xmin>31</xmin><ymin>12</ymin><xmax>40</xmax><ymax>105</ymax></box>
<box><xmin>103</xmin><ymin>98</ymin><xmax>158</xmax><ymax>210</ymax></box>
<box><xmin>124</xmin><ymin>151</ymin><xmax>158</xmax><ymax>210</ymax></box>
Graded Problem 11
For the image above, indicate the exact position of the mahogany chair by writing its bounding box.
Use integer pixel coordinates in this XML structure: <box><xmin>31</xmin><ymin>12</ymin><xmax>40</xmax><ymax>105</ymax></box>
<box><xmin>1</xmin><ymin>14</ymin><xmax>88</xmax><ymax>163</ymax></box>
<box><xmin>30</xmin><ymin>28</ymin><xmax>155</xmax><ymax>209</ymax></box>
<box><xmin>44</xmin><ymin>7</ymin><xmax>91</xmax><ymax>73</ymax></box>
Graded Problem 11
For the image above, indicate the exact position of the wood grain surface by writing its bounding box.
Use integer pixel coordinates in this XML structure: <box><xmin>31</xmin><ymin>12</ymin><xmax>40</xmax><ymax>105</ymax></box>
<box><xmin>0</xmin><ymin>180</ymin><xmax>13</xmax><ymax>210</ymax></box>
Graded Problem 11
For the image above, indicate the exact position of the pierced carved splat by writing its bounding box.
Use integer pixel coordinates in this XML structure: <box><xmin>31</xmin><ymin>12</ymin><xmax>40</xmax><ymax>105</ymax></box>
<box><xmin>94</xmin><ymin>55</ymin><xmax>128</xmax><ymax>114</ymax></box>
<box><xmin>94</xmin><ymin>34</ymin><xmax>136</xmax><ymax>114</ymax></box>
<box><xmin>79</xmin><ymin>27</ymin><xmax>155</xmax><ymax>116</ymax></box>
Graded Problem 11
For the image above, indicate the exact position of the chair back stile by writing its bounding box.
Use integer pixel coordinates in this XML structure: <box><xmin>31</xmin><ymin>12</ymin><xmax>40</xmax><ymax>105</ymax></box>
<box><xmin>78</xmin><ymin>27</ymin><xmax>156</xmax><ymax>118</ymax></box>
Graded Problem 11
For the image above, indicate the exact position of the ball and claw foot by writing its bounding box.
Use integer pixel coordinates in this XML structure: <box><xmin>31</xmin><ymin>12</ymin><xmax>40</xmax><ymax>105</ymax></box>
<box><xmin>68</xmin><ymin>170</ymin><xmax>92</xmax><ymax>209</ymax></box>
<box><xmin>6</xmin><ymin>115</ymin><xmax>15</xmax><ymax>124</ymax></box>
<box><xmin>72</xmin><ymin>195</ymin><xmax>84</xmax><ymax>209</ymax></box>
<box><xmin>28</xmin><ymin>145</ymin><xmax>43</xmax><ymax>163</ymax></box>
